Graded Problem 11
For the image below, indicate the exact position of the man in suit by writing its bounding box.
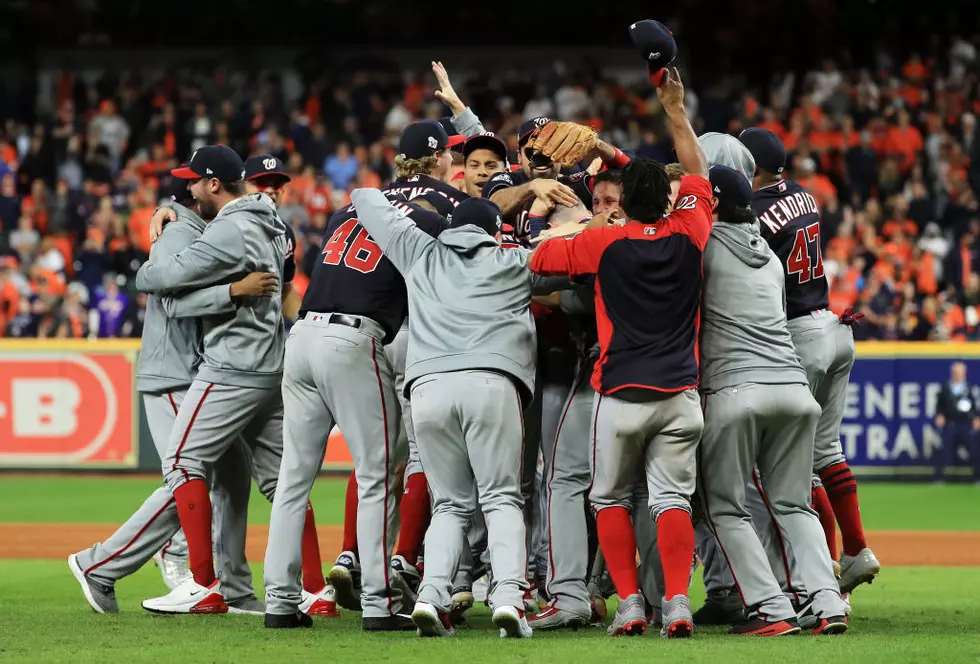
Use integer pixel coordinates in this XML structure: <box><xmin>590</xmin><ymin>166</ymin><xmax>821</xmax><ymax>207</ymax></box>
<box><xmin>934</xmin><ymin>362</ymin><xmax>980</xmax><ymax>482</ymax></box>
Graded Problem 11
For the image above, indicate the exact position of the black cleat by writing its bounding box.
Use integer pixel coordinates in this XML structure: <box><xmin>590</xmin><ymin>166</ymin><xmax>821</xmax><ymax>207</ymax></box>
<box><xmin>264</xmin><ymin>612</ymin><xmax>313</xmax><ymax>629</ymax></box>
<box><xmin>362</xmin><ymin>614</ymin><xmax>416</xmax><ymax>631</ymax></box>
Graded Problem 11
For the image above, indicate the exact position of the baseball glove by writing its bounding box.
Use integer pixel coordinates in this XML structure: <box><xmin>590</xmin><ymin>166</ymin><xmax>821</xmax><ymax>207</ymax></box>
<box><xmin>527</xmin><ymin>121</ymin><xmax>598</xmax><ymax>167</ymax></box>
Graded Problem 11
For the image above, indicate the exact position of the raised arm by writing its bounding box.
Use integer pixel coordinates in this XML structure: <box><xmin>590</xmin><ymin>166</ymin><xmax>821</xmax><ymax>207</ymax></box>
<box><xmin>432</xmin><ymin>61</ymin><xmax>487</xmax><ymax>137</ymax></box>
<box><xmin>658</xmin><ymin>68</ymin><xmax>708</xmax><ymax>178</ymax></box>
<box><xmin>349</xmin><ymin>188</ymin><xmax>436</xmax><ymax>274</ymax></box>
<box><xmin>136</xmin><ymin>218</ymin><xmax>247</xmax><ymax>294</ymax></box>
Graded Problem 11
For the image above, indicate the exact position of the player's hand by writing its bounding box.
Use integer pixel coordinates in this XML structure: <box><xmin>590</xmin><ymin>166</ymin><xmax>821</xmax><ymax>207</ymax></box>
<box><xmin>529</xmin><ymin>179</ymin><xmax>578</xmax><ymax>208</ymax></box>
<box><xmin>529</xmin><ymin>196</ymin><xmax>555</xmax><ymax>218</ymax></box>
<box><xmin>586</xmin><ymin>210</ymin><xmax>624</xmax><ymax>229</ymax></box>
<box><xmin>149</xmin><ymin>207</ymin><xmax>177</xmax><ymax>243</ymax></box>
<box><xmin>935</xmin><ymin>414</ymin><xmax>946</xmax><ymax>428</ymax></box>
<box><xmin>231</xmin><ymin>272</ymin><xmax>278</xmax><ymax>298</ymax></box>
<box><xmin>656</xmin><ymin>67</ymin><xmax>685</xmax><ymax>111</ymax></box>
<box><xmin>432</xmin><ymin>61</ymin><xmax>465</xmax><ymax>116</ymax></box>
<box><xmin>532</xmin><ymin>292</ymin><xmax>561</xmax><ymax>308</ymax></box>
<box><xmin>840</xmin><ymin>307</ymin><xmax>865</xmax><ymax>328</ymax></box>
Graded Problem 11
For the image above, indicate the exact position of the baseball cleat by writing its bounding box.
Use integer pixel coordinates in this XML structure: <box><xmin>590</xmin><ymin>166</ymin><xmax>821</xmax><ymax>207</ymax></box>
<box><xmin>362</xmin><ymin>614</ymin><xmax>416</xmax><ymax>631</ymax></box>
<box><xmin>606</xmin><ymin>593</ymin><xmax>647</xmax><ymax>637</ymax></box>
<box><xmin>68</xmin><ymin>553</ymin><xmax>119</xmax><ymax>614</ymax></box>
<box><xmin>226</xmin><ymin>595</ymin><xmax>266</xmax><ymax>615</ymax></box>
<box><xmin>390</xmin><ymin>555</ymin><xmax>421</xmax><ymax>603</ymax></box>
<box><xmin>328</xmin><ymin>551</ymin><xmax>362</xmax><ymax>611</ymax></box>
<box><xmin>842</xmin><ymin>592</ymin><xmax>852</xmax><ymax>616</ymax></box>
<box><xmin>527</xmin><ymin>601</ymin><xmax>590</xmax><ymax>630</ymax></box>
<box><xmin>264</xmin><ymin>612</ymin><xmax>313</xmax><ymax>629</ymax></box>
<box><xmin>412</xmin><ymin>601</ymin><xmax>456</xmax><ymax>637</ymax></box>
<box><xmin>522</xmin><ymin>589</ymin><xmax>540</xmax><ymax>613</ymax></box>
<box><xmin>152</xmin><ymin>551</ymin><xmax>193</xmax><ymax>591</ymax></box>
<box><xmin>141</xmin><ymin>577</ymin><xmax>228</xmax><ymax>615</ymax></box>
<box><xmin>300</xmin><ymin>585</ymin><xmax>340</xmax><ymax>617</ymax></box>
<box><xmin>812</xmin><ymin>615</ymin><xmax>848</xmax><ymax>635</ymax></box>
<box><xmin>493</xmin><ymin>605</ymin><xmax>533</xmax><ymax>638</ymax></box>
<box><xmin>660</xmin><ymin>594</ymin><xmax>694</xmax><ymax>638</ymax></box>
<box><xmin>693</xmin><ymin>587</ymin><xmax>744</xmax><ymax>625</ymax></box>
<box><xmin>793</xmin><ymin>597</ymin><xmax>818</xmax><ymax>630</ymax></box>
<box><xmin>449</xmin><ymin>586</ymin><xmax>474</xmax><ymax>625</ymax></box>
<box><xmin>838</xmin><ymin>548</ymin><xmax>881</xmax><ymax>593</ymax></box>
<box><xmin>729</xmin><ymin>616</ymin><xmax>801</xmax><ymax>636</ymax></box>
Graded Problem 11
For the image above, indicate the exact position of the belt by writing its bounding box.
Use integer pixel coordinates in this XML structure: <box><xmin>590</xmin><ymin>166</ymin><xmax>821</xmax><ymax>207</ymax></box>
<box><xmin>788</xmin><ymin>307</ymin><xmax>827</xmax><ymax>321</ymax></box>
<box><xmin>328</xmin><ymin>313</ymin><xmax>361</xmax><ymax>329</ymax></box>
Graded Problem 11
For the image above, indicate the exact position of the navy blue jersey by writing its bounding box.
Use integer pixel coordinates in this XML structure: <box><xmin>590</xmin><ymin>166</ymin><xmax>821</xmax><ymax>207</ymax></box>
<box><xmin>384</xmin><ymin>173</ymin><xmax>467</xmax><ymax>213</ymax></box>
<box><xmin>283</xmin><ymin>224</ymin><xmax>296</xmax><ymax>283</ymax></box>
<box><xmin>483</xmin><ymin>169</ymin><xmax>594</xmax><ymax>246</ymax></box>
<box><xmin>752</xmin><ymin>179</ymin><xmax>830</xmax><ymax>320</ymax></box>
<box><xmin>299</xmin><ymin>198</ymin><xmax>447</xmax><ymax>342</ymax></box>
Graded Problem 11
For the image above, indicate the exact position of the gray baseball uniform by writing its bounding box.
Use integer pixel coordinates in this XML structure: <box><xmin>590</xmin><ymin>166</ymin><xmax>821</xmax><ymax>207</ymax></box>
<box><xmin>136</xmin><ymin>194</ymin><xmax>289</xmax><ymax>589</ymax></box>
<box><xmin>77</xmin><ymin>206</ymin><xmax>254</xmax><ymax>599</ymax></box>
<box><xmin>348</xmin><ymin>188</ymin><xmax>569</xmax><ymax>614</ymax></box>
<box><xmin>697</xmin><ymin>220</ymin><xmax>845</xmax><ymax>621</ymax></box>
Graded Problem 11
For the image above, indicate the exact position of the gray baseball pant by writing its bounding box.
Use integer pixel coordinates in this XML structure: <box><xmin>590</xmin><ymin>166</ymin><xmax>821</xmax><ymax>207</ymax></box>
<box><xmin>412</xmin><ymin>370</ymin><xmax>529</xmax><ymax>613</ymax></box>
<box><xmin>699</xmin><ymin>383</ymin><xmax>846</xmax><ymax>621</ymax></box>
<box><xmin>265</xmin><ymin>314</ymin><xmax>402</xmax><ymax>618</ymax></box>
<box><xmin>534</xmin><ymin>379</ymin><xmax>570</xmax><ymax>590</ymax></box>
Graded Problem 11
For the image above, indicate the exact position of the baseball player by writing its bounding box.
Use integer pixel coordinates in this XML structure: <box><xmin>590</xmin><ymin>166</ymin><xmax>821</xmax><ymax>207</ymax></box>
<box><xmin>68</xmin><ymin>173</ymin><xmax>277</xmax><ymax>615</ymax></box>
<box><xmin>528</xmin><ymin>68</ymin><xmax>708</xmax><ymax>639</ymax></box>
<box><xmin>349</xmin><ymin>189</ymin><xmax>573</xmax><ymax>639</ymax></box>
<box><xmin>697</xmin><ymin>164</ymin><xmax>848</xmax><ymax>635</ymax></box>
<box><xmin>737</xmin><ymin>128</ymin><xmax>880</xmax><ymax>594</ymax></box>
<box><xmin>263</xmin><ymin>132</ymin><xmax>448</xmax><ymax>630</ymax></box>
<box><xmin>133</xmin><ymin>146</ymin><xmax>295</xmax><ymax>616</ymax></box>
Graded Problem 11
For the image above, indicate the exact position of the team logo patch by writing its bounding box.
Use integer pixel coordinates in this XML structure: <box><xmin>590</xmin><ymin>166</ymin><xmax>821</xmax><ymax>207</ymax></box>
<box><xmin>567</xmin><ymin>171</ymin><xmax>588</xmax><ymax>183</ymax></box>
<box><xmin>263</xmin><ymin>158</ymin><xmax>277</xmax><ymax>170</ymax></box>
<box><xmin>644</xmin><ymin>226</ymin><xmax>657</xmax><ymax>236</ymax></box>
<box><xmin>427</xmin><ymin>136</ymin><xmax>438</xmax><ymax>149</ymax></box>
<box><xmin>534</xmin><ymin>117</ymin><xmax>549</xmax><ymax>127</ymax></box>
<box><xmin>498</xmin><ymin>173</ymin><xmax>513</xmax><ymax>185</ymax></box>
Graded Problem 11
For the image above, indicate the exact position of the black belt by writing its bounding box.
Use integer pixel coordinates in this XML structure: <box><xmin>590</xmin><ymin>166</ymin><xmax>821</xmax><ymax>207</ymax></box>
<box><xmin>329</xmin><ymin>313</ymin><xmax>361</xmax><ymax>329</ymax></box>
<box><xmin>788</xmin><ymin>307</ymin><xmax>827</xmax><ymax>321</ymax></box>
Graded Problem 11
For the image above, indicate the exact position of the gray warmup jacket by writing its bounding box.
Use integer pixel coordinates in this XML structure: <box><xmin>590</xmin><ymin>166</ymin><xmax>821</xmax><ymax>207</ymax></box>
<box><xmin>351</xmin><ymin>188</ymin><xmax>567</xmax><ymax>405</ymax></box>
<box><xmin>699</xmin><ymin>221</ymin><xmax>807</xmax><ymax>393</ymax></box>
<box><xmin>135</xmin><ymin>203</ymin><xmax>237</xmax><ymax>393</ymax></box>
<box><xmin>136</xmin><ymin>194</ymin><xmax>287</xmax><ymax>388</ymax></box>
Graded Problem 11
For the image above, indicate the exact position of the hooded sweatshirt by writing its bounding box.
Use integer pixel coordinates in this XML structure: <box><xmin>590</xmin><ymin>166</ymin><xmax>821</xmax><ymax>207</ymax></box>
<box><xmin>699</xmin><ymin>220</ymin><xmax>807</xmax><ymax>393</ymax></box>
<box><xmin>350</xmin><ymin>188</ymin><xmax>569</xmax><ymax>405</ymax></box>
<box><xmin>135</xmin><ymin>193</ymin><xmax>286</xmax><ymax>388</ymax></box>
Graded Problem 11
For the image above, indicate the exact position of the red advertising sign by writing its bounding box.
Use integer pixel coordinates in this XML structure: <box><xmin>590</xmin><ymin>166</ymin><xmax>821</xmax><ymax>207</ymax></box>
<box><xmin>0</xmin><ymin>345</ymin><xmax>137</xmax><ymax>467</ymax></box>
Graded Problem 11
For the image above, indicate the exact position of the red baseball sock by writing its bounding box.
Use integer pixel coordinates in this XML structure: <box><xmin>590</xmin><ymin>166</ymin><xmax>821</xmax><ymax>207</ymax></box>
<box><xmin>301</xmin><ymin>501</ymin><xmax>326</xmax><ymax>592</ymax></box>
<box><xmin>656</xmin><ymin>508</ymin><xmax>695</xmax><ymax>599</ymax></box>
<box><xmin>342</xmin><ymin>471</ymin><xmax>359</xmax><ymax>555</ymax></box>
<box><xmin>394</xmin><ymin>473</ymin><xmax>430</xmax><ymax>565</ymax></box>
<box><xmin>595</xmin><ymin>507</ymin><xmax>639</xmax><ymax>597</ymax></box>
<box><xmin>173</xmin><ymin>479</ymin><xmax>215</xmax><ymax>587</ymax></box>
<box><xmin>819</xmin><ymin>462</ymin><xmax>867</xmax><ymax>556</ymax></box>
<box><xmin>811</xmin><ymin>484</ymin><xmax>839</xmax><ymax>560</ymax></box>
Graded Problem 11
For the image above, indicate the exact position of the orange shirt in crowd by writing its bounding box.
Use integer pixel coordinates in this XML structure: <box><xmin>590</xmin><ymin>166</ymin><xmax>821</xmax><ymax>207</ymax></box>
<box><xmin>885</xmin><ymin>125</ymin><xmax>923</xmax><ymax>171</ymax></box>
<box><xmin>308</xmin><ymin>184</ymin><xmax>332</xmax><ymax>216</ymax></box>
<box><xmin>758</xmin><ymin>120</ymin><xmax>786</xmax><ymax>138</ymax></box>
<box><xmin>0</xmin><ymin>278</ymin><xmax>19</xmax><ymax>335</ymax></box>
<box><xmin>797</xmin><ymin>173</ymin><xmax>837</xmax><ymax>207</ymax></box>
<box><xmin>943</xmin><ymin>305</ymin><xmax>966</xmax><ymax>341</ymax></box>
<box><xmin>128</xmin><ymin>207</ymin><xmax>154</xmax><ymax>254</ymax></box>
<box><xmin>916</xmin><ymin>252</ymin><xmax>938</xmax><ymax>295</ymax></box>
<box><xmin>881</xmin><ymin>218</ymin><xmax>918</xmax><ymax>237</ymax></box>
<box><xmin>31</xmin><ymin>268</ymin><xmax>65</xmax><ymax>298</ymax></box>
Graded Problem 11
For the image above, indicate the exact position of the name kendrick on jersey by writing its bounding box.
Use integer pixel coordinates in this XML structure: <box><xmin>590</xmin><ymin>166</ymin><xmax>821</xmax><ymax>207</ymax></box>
<box><xmin>757</xmin><ymin>188</ymin><xmax>820</xmax><ymax>234</ymax></box>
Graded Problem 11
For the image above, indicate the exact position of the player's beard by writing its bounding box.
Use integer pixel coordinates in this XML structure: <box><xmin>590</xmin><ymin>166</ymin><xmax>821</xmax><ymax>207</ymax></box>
<box><xmin>197</xmin><ymin>196</ymin><xmax>219</xmax><ymax>221</ymax></box>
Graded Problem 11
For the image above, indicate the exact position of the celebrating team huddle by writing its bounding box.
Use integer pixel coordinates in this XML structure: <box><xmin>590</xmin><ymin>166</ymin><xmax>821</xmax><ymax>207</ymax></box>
<box><xmin>67</xmin><ymin>19</ymin><xmax>881</xmax><ymax>640</ymax></box>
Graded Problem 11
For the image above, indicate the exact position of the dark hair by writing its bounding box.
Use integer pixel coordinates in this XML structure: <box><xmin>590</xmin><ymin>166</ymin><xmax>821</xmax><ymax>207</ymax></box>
<box><xmin>221</xmin><ymin>180</ymin><xmax>247</xmax><ymax>195</ymax></box>
<box><xmin>593</xmin><ymin>168</ymin><xmax>622</xmax><ymax>188</ymax></box>
<box><xmin>620</xmin><ymin>157</ymin><xmax>670</xmax><ymax>223</ymax></box>
<box><xmin>720</xmin><ymin>204</ymin><xmax>757</xmax><ymax>225</ymax></box>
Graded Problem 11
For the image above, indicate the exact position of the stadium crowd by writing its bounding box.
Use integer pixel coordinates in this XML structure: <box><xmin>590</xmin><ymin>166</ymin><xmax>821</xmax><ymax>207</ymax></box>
<box><xmin>1</xmin><ymin>35</ymin><xmax>979</xmax><ymax>341</ymax></box>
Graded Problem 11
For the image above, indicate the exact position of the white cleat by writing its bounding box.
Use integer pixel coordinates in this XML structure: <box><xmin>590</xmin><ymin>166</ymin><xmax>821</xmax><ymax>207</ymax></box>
<box><xmin>493</xmin><ymin>605</ymin><xmax>533</xmax><ymax>638</ymax></box>
<box><xmin>141</xmin><ymin>577</ymin><xmax>228</xmax><ymax>614</ymax></box>
<box><xmin>300</xmin><ymin>585</ymin><xmax>340</xmax><ymax>618</ymax></box>
<box><xmin>152</xmin><ymin>551</ymin><xmax>193</xmax><ymax>591</ymax></box>
<box><xmin>838</xmin><ymin>548</ymin><xmax>881</xmax><ymax>593</ymax></box>
<box><xmin>412</xmin><ymin>601</ymin><xmax>456</xmax><ymax>637</ymax></box>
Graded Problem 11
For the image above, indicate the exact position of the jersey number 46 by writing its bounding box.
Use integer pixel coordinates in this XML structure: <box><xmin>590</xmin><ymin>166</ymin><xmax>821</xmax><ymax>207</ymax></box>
<box><xmin>321</xmin><ymin>218</ymin><xmax>383</xmax><ymax>274</ymax></box>
<box><xmin>787</xmin><ymin>221</ymin><xmax>825</xmax><ymax>284</ymax></box>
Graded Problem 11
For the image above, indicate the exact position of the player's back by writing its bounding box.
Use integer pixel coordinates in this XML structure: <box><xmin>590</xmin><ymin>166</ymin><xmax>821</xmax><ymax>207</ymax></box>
<box><xmin>752</xmin><ymin>178</ymin><xmax>829</xmax><ymax>320</ymax></box>
<box><xmin>300</xmin><ymin>199</ymin><xmax>445</xmax><ymax>343</ymax></box>
<box><xmin>384</xmin><ymin>174</ymin><xmax>467</xmax><ymax>212</ymax></box>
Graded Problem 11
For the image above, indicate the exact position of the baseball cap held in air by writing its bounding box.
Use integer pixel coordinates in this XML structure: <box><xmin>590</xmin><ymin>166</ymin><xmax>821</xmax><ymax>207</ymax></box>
<box><xmin>629</xmin><ymin>19</ymin><xmax>677</xmax><ymax>86</ymax></box>
<box><xmin>172</xmin><ymin>145</ymin><xmax>246</xmax><ymax>181</ymax></box>
<box><xmin>739</xmin><ymin>127</ymin><xmax>786</xmax><ymax>175</ymax></box>
<box><xmin>399</xmin><ymin>120</ymin><xmax>450</xmax><ymax>160</ymax></box>
<box><xmin>448</xmin><ymin>197</ymin><xmax>504</xmax><ymax>236</ymax></box>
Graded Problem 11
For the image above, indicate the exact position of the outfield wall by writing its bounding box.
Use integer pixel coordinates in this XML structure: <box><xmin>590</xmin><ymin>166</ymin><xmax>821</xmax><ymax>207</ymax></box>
<box><xmin>0</xmin><ymin>340</ymin><xmax>977</xmax><ymax>479</ymax></box>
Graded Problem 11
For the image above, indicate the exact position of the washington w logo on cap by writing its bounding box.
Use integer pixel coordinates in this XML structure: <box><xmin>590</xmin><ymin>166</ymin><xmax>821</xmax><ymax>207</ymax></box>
<box><xmin>263</xmin><ymin>158</ymin><xmax>276</xmax><ymax>170</ymax></box>
<box><xmin>535</xmin><ymin>117</ymin><xmax>549</xmax><ymax>127</ymax></box>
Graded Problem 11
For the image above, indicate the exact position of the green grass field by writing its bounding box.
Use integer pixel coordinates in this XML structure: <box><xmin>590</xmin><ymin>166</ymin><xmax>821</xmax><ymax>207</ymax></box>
<box><xmin>1</xmin><ymin>477</ymin><xmax>978</xmax><ymax>663</ymax></box>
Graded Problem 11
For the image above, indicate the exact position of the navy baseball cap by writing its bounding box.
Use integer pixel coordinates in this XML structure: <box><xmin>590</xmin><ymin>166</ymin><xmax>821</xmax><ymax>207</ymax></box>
<box><xmin>709</xmin><ymin>165</ymin><xmax>753</xmax><ymax>212</ymax></box>
<box><xmin>518</xmin><ymin>117</ymin><xmax>550</xmax><ymax>147</ymax></box>
<box><xmin>172</xmin><ymin>145</ymin><xmax>245</xmax><ymax>181</ymax></box>
<box><xmin>399</xmin><ymin>120</ymin><xmax>450</xmax><ymax>160</ymax></box>
<box><xmin>739</xmin><ymin>128</ymin><xmax>786</xmax><ymax>175</ymax></box>
<box><xmin>439</xmin><ymin>118</ymin><xmax>467</xmax><ymax>150</ymax></box>
<box><xmin>244</xmin><ymin>154</ymin><xmax>290</xmax><ymax>182</ymax></box>
<box><xmin>169</xmin><ymin>166</ymin><xmax>194</xmax><ymax>204</ymax></box>
<box><xmin>463</xmin><ymin>132</ymin><xmax>509</xmax><ymax>162</ymax></box>
<box><xmin>448</xmin><ymin>197</ymin><xmax>503</xmax><ymax>236</ymax></box>
<box><xmin>629</xmin><ymin>19</ymin><xmax>677</xmax><ymax>83</ymax></box>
